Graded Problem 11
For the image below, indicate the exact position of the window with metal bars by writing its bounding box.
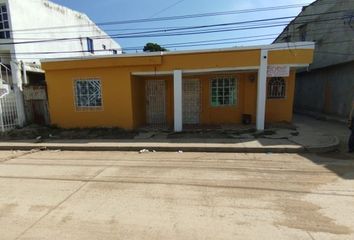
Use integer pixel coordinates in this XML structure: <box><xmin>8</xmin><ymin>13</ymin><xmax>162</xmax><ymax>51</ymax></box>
<box><xmin>74</xmin><ymin>79</ymin><xmax>102</xmax><ymax>110</ymax></box>
<box><xmin>0</xmin><ymin>4</ymin><xmax>10</xmax><ymax>39</ymax></box>
<box><xmin>210</xmin><ymin>77</ymin><xmax>237</xmax><ymax>107</ymax></box>
<box><xmin>268</xmin><ymin>77</ymin><xmax>286</xmax><ymax>99</ymax></box>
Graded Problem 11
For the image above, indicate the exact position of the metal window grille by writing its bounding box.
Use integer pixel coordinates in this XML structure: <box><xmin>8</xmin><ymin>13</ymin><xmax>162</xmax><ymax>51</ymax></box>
<box><xmin>74</xmin><ymin>79</ymin><xmax>102</xmax><ymax>111</ymax></box>
<box><xmin>0</xmin><ymin>91</ymin><xmax>19</xmax><ymax>132</ymax></box>
<box><xmin>268</xmin><ymin>77</ymin><xmax>286</xmax><ymax>99</ymax></box>
<box><xmin>0</xmin><ymin>4</ymin><xmax>10</xmax><ymax>39</ymax></box>
<box><xmin>210</xmin><ymin>77</ymin><xmax>237</xmax><ymax>107</ymax></box>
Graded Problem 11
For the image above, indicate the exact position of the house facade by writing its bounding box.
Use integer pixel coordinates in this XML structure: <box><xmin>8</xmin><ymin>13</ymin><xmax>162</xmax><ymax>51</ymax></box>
<box><xmin>42</xmin><ymin>42</ymin><xmax>314</xmax><ymax>132</ymax></box>
<box><xmin>0</xmin><ymin>0</ymin><xmax>121</xmax><ymax>131</ymax></box>
<box><xmin>274</xmin><ymin>0</ymin><xmax>354</xmax><ymax>118</ymax></box>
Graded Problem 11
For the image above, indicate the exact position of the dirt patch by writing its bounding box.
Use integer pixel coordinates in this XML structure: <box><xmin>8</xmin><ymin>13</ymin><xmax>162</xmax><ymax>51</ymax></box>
<box><xmin>0</xmin><ymin>125</ymin><xmax>137</xmax><ymax>140</ymax></box>
<box><xmin>0</xmin><ymin>203</ymin><xmax>18</xmax><ymax>217</ymax></box>
<box><xmin>168</xmin><ymin>131</ymin><xmax>231</xmax><ymax>139</ymax></box>
<box><xmin>29</xmin><ymin>205</ymin><xmax>51</xmax><ymax>212</ymax></box>
<box><xmin>276</xmin><ymin>198</ymin><xmax>351</xmax><ymax>235</ymax></box>
<box><xmin>168</xmin><ymin>128</ymin><xmax>259</xmax><ymax>139</ymax></box>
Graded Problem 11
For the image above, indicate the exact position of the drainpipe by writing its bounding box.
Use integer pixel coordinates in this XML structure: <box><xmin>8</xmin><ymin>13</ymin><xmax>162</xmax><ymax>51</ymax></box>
<box><xmin>22</xmin><ymin>61</ymin><xmax>28</xmax><ymax>85</ymax></box>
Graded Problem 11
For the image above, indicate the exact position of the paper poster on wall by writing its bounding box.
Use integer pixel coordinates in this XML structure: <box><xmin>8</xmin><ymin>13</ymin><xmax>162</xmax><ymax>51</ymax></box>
<box><xmin>267</xmin><ymin>65</ymin><xmax>290</xmax><ymax>77</ymax></box>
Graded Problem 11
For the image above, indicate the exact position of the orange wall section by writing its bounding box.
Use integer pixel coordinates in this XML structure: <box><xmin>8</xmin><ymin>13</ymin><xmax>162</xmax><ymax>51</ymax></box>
<box><xmin>265</xmin><ymin>71</ymin><xmax>296</xmax><ymax>123</ymax></box>
<box><xmin>46</xmin><ymin>68</ymin><xmax>135</xmax><ymax>129</ymax></box>
<box><xmin>141</xmin><ymin>73</ymin><xmax>257</xmax><ymax>126</ymax></box>
<box><xmin>43</xmin><ymin>46</ymin><xmax>314</xmax><ymax>129</ymax></box>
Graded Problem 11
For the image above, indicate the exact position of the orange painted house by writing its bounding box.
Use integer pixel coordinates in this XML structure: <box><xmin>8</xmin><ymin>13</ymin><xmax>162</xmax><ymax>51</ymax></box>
<box><xmin>41</xmin><ymin>42</ymin><xmax>315</xmax><ymax>132</ymax></box>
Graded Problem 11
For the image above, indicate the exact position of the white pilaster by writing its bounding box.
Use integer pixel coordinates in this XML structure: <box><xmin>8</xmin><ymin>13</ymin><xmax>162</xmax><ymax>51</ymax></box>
<box><xmin>10</xmin><ymin>61</ymin><xmax>26</xmax><ymax>127</ymax></box>
<box><xmin>256</xmin><ymin>49</ymin><xmax>268</xmax><ymax>131</ymax></box>
<box><xmin>173</xmin><ymin>70</ymin><xmax>183</xmax><ymax>132</ymax></box>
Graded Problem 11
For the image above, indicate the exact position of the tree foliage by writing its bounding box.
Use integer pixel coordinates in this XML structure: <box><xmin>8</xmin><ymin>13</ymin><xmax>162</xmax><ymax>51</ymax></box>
<box><xmin>143</xmin><ymin>42</ymin><xmax>167</xmax><ymax>52</ymax></box>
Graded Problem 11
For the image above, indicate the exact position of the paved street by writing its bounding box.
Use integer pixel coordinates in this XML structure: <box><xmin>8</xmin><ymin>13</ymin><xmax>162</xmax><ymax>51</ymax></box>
<box><xmin>0</xmin><ymin>150</ymin><xmax>354</xmax><ymax>240</ymax></box>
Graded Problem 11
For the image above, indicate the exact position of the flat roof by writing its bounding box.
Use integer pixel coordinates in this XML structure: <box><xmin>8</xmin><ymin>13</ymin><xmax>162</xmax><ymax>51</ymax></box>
<box><xmin>41</xmin><ymin>42</ymin><xmax>315</xmax><ymax>63</ymax></box>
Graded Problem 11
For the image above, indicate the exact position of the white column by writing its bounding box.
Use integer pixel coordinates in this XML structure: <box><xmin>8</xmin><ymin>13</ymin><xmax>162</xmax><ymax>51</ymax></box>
<box><xmin>256</xmin><ymin>49</ymin><xmax>268</xmax><ymax>131</ymax></box>
<box><xmin>10</xmin><ymin>61</ymin><xmax>26</xmax><ymax>127</ymax></box>
<box><xmin>173</xmin><ymin>70</ymin><xmax>183</xmax><ymax>132</ymax></box>
<box><xmin>0</xmin><ymin>101</ymin><xmax>4</xmax><ymax>132</ymax></box>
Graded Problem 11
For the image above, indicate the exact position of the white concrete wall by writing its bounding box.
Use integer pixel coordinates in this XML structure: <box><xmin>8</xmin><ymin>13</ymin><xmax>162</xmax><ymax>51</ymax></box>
<box><xmin>1</xmin><ymin>0</ymin><xmax>121</xmax><ymax>64</ymax></box>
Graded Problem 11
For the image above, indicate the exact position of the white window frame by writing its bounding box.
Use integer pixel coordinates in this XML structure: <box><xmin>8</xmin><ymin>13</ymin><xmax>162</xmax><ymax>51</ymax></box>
<box><xmin>73</xmin><ymin>79</ymin><xmax>103</xmax><ymax>111</ymax></box>
<box><xmin>210</xmin><ymin>76</ymin><xmax>237</xmax><ymax>107</ymax></box>
<box><xmin>0</xmin><ymin>4</ymin><xmax>10</xmax><ymax>39</ymax></box>
<box><xmin>267</xmin><ymin>77</ymin><xmax>286</xmax><ymax>99</ymax></box>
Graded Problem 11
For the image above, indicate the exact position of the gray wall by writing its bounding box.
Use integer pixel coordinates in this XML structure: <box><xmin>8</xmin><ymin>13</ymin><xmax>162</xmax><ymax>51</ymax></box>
<box><xmin>274</xmin><ymin>0</ymin><xmax>354</xmax><ymax>70</ymax></box>
<box><xmin>295</xmin><ymin>61</ymin><xmax>354</xmax><ymax>118</ymax></box>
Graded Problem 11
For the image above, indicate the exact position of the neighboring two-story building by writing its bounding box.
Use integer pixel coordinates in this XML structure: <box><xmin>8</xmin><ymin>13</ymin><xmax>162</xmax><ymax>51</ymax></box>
<box><xmin>0</xmin><ymin>0</ymin><xmax>121</xmax><ymax>131</ymax></box>
<box><xmin>274</xmin><ymin>0</ymin><xmax>354</xmax><ymax>119</ymax></box>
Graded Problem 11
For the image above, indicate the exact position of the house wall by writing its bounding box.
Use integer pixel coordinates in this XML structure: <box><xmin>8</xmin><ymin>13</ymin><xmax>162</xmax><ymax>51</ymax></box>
<box><xmin>295</xmin><ymin>61</ymin><xmax>354</xmax><ymax>118</ymax></box>
<box><xmin>273</xmin><ymin>0</ymin><xmax>354</xmax><ymax>70</ymax></box>
<box><xmin>46</xmin><ymin>68</ymin><xmax>135</xmax><ymax>129</ymax></box>
<box><xmin>128</xmin><ymin>71</ymin><xmax>296</xmax><ymax>129</ymax></box>
<box><xmin>3</xmin><ymin>0</ymin><xmax>121</xmax><ymax>64</ymax></box>
<box><xmin>266</xmin><ymin>71</ymin><xmax>296</xmax><ymax>122</ymax></box>
<box><xmin>273</xmin><ymin>0</ymin><xmax>354</xmax><ymax>119</ymax></box>
<box><xmin>131</xmin><ymin>76</ymin><xmax>147</xmax><ymax>128</ymax></box>
<box><xmin>200</xmin><ymin>73</ymin><xmax>245</xmax><ymax>125</ymax></box>
<box><xmin>43</xmin><ymin>47</ymin><xmax>313</xmax><ymax>129</ymax></box>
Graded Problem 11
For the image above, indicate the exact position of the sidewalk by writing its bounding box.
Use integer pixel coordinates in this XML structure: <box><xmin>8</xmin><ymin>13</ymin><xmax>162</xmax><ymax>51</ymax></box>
<box><xmin>0</xmin><ymin>115</ymin><xmax>340</xmax><ymax>153</ymax></box>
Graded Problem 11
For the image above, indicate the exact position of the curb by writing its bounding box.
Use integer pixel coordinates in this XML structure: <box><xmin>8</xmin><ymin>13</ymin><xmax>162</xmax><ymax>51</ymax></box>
<box><xmin>304</xmin><ymin>136</ymin><xmax>341</xmax><ymax>153</ymax></box>
<box><xmin>0</xmin><ymin>143</ymin><xmax>329</xmax><ymax>154</ymax></box>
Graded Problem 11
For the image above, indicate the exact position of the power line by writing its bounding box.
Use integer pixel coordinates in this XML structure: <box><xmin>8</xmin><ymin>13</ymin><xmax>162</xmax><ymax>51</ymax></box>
<box><xmin>12</xmin><ymin>1</ymin><xmax>350</xmax><ymax>35</ymax></box>
<box><xmin>0</xmin><ymin>27</ymin><xmax>352</xmax><ymax>57</ymax></box>
<box><xmin>0</xmin><ymin>10</ymin><xmax>348</xmax><ymax>46</ymax></box>
<box><xmin>0</xmin><ymin>38</ymin><xmax>352</xmax><ymax>61</ymax></box>
<box><xmin>0</xmin><ymin>8</ymin><xmax>349</xmax><ymax>59</ymax></box>
<box><xmin>107</xmin><ymin>14</ymin><xmax>348</xmax><ymax>39</ymax></box>
<box><xmin>11</xmin><ymin>0</ymin><xmax>354</xmax><ymax>34</ymax></box>
<box><xmin>149</xmin><ymin>0</ymin><xmax>187</xmax><ymax>18</ymax></box>
<box><xmin>10</xmin><ymin>3</ymin><xmax>313</xmax><ymax>32</ymax></box>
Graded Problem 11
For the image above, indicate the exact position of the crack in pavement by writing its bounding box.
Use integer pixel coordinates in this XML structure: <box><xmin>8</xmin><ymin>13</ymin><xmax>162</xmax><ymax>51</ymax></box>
<box><xmin>0</xmin><ymin>149</ymin><xmax>42</xmax><ymax>163</ymax></box>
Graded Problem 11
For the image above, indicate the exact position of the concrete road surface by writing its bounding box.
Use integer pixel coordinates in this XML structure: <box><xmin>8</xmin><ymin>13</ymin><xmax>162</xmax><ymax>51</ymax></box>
<box><xmin>0</xmin><ymin>150</ymin><xmax>354</xmax><ymax>240</ymax></box>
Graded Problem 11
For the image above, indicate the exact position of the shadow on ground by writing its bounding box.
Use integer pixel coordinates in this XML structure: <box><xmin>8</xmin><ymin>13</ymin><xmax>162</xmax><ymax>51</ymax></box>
<box><xmin>301</xmin><ymin>152</ymin><xmax>354</xmax><ymax>180</ymax></box>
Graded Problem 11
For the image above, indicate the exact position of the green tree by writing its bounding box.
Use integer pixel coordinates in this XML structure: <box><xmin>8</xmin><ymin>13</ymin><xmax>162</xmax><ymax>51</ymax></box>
<box><xmin>143</xmin><ymin>42</ymin><xmax>167</xmax><ymax>52</ymax></box>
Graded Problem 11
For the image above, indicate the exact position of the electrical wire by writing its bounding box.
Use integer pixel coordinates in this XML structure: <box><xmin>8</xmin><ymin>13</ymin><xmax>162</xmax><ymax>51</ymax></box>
<box><xmin>0</xmin><ymin>10</ymin><xmax>349</xmax><ymax>46</ymax></box>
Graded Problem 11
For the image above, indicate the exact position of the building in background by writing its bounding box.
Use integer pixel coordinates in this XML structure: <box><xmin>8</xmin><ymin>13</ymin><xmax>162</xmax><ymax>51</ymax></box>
<box><xmin>42</xmin><ymin>43</ymin><xmax>314</xmax><ymax>132</ymax></box>
<box><xmin>0</xmin><ymin>0</ymin><xmax>121</xmax><ymax>131</ymax></box>
<box><xmin>274</xmin><ymin>0</ymin><xmax>354</xmax><ymax>119</ymax></box>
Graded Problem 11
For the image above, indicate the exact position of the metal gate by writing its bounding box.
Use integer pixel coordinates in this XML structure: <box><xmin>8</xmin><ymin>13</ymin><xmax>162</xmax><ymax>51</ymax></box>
<box><xmin>183</xmin><ymin>79</ymin><xmax>200</xmax><ymax>124</ymax></box>
<box><xmin>23</xmin><ymin>86</ymin><xmax>50</xmax><ymax>125</ymax></box>
<box><xmin>146</xmin><ymin>80</ymin><xmax>166</xmax><ymax>125</ymax></box>
<box><xmin>0</xmin><ymin>91</ymin><xmax>19</xmax><ymax>132</ymax></box>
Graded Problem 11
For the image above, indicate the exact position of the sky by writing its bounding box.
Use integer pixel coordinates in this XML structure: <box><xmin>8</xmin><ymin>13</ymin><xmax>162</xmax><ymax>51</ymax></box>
<box><xmin>51</xmin><ymin>0</ymin><xmax>312</xmax><ymax>52</ymax></box>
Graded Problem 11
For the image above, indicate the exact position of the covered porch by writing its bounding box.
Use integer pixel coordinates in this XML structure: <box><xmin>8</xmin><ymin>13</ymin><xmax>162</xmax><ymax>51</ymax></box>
<box><xmin>131</xmin><ymin>50</ymin><xmax>292</xmax><ymax>132</ymax></box>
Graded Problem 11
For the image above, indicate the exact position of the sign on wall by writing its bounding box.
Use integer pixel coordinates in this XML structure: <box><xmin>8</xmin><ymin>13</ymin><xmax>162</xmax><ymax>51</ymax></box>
<box><xmin>267</xmin><ymin>65</ymin><xmax>290</xmax><ymax>77</ymax></box>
